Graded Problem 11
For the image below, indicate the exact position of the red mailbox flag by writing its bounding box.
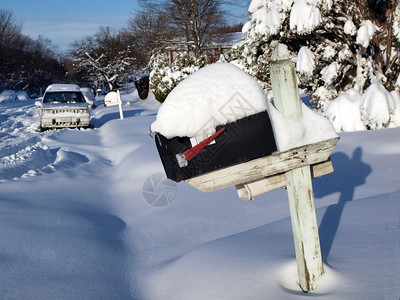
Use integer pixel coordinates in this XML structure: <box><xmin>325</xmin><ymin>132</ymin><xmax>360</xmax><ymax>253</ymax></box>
<box><xmin>176</xmin><ymin>127</ymin><xmax>226</xmax><ymax>167</ymax></box>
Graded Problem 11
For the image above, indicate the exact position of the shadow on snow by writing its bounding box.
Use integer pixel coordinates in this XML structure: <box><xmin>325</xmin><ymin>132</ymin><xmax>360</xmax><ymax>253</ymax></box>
<box><xmin>91</xmin><ymin>109</ymin><xmax>145</xmax><ymax>128</ymax></box>
<box><xmin>314</xmin><ymin>147</ymin><xmax>372</xmax><ymax>263</ymax></box>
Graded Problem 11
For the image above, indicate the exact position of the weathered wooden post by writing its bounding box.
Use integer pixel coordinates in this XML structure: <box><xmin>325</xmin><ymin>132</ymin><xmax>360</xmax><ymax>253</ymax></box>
<box><xmin>270</xmin><ymin>44</ymin><xmax>324</xmax><ymax>291</ymax></box>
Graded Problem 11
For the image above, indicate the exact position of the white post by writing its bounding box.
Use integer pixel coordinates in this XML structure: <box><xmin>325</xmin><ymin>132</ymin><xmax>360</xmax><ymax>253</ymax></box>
<box><xmin>270</xmin><ymin>44</ymin><xmax>324</xmax><ymax>292</ymax></box>
<box><xmin>117</xmin><ymin>90</ymin><xmax>124</xmax><ymax>120</ymax></box>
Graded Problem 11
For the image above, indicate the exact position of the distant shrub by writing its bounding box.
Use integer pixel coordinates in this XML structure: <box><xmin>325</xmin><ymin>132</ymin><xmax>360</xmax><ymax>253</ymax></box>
<box><xmin>149</xmin><ymin>52</ymin><xmax>207</xmax><ymax>103</ymax></box>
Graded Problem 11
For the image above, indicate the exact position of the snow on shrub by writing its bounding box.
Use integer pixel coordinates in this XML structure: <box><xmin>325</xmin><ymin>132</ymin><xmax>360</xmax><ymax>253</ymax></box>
<box><xmin>396</xmin><ymin>74</ymin><xmax>400</xmax><ymax>89</ymax></box>
<box><xmin>246</xmin><ymin>0</ymin><xmax>293</xmax><ymax>39</ymax></box>
<box><xmin>338</xmin><ymin>45</ymin><xmax>352</xmax><ymax>61</ymax></box>
<box><xmin>149</xmin><ymin>52</ymin><xmax>207</xmax><ymax>103</ymax></box>
<box><xmin>239</xmin><ymin>0</ymin><xmax>400</xmax><ymax>126</ymax></box>
<box><xmin>356</xmin><ymin>20</ymin><xmax>376</xmax><ymax>48</ymax></box>
<box><xmin>344</xmin><ymin>19</ymin><xmax>356</xmax><ymax>36</ymax></box>
<box><xmin>296</xmin><ymin>46</ymin><xmax>315</xmax><ymax>76</ymax></box>
<box><xmin>289</xmin><ymin>0</ymin><xmax>322</xmax><ymax>34</ymax></box>
<box><xmin>361</xmin><ymin>80</ymin><xmax>392</xmax><ymax>130</ymax></box>
<box><xmin>389</xmin><ymin>91</ymin><xmax>400</xmax><ymax>127</ymax></box>
<box><xmin>314</xmin><ymin>86</ymin><xmax>338</xmax><ymax>111</ymax></box>
<box><xmin>324</xmin><ymin>83</ymin><xmax>400</xmax><ymax>132</ymax></box>
<box><xmin>321</xmin><ymin>62</ymin><xmax>339</xmax><ymax>85</ymax></box>
<box><xmin>324</xmin><ymin>89</ymin><xmax>366</xmax><ymax>132</ymax></box>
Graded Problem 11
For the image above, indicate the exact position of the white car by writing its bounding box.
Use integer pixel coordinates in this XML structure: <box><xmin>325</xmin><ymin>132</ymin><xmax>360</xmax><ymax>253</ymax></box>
<box><xmin>35</xmin><ymin>84</ymin><xmax>91</xmax><ymax>130</ymax></box>
<box><xmin>0</xmin><ymin>90</ymin><xmax>18</xmax><ymax>102</ymax></box>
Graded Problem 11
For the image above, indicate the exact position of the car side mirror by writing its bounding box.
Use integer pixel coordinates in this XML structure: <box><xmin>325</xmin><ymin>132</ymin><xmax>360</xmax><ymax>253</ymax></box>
<box><xmin>35</xmin><ymin>101</ymin><xmax>42</xmax><ymax>107</ymax></box>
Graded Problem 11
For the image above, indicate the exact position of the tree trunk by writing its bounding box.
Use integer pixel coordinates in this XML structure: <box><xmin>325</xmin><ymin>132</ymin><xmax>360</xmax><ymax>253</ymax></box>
<box><xmin>386</xmin><ymin>0</ymin><xmax>396</xmax><ymax>72</ymax></box>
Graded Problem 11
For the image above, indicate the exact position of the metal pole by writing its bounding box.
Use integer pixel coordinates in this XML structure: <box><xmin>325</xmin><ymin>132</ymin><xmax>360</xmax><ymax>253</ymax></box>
<box><xmin>117</xmin><ymin>90</ymin><xmax>124</xmax><ymax>120</ymax></box>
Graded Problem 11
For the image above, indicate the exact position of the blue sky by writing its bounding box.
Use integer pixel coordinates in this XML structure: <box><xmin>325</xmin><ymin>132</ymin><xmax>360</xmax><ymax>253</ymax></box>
<box><xmin>2</xmin><ymin>0</ymin><xmax>140</xmax><ymax>53</ymax></box>
<box><xmin>2</xmin><ymin>1</ymin><xmax>248</xmax><ymax>55</ymax></box>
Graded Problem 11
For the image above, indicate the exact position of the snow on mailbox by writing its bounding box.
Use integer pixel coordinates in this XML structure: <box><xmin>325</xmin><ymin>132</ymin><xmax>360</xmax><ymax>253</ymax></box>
<box><xmin>151</xmin><ymin>63</ymin><xmax>277</xmax><ymax>182</ymax></box>
<box><xmin>104</xmin><ymin>91</ymin><xmax>121</xmax><ymax>106</ymax></box>
<box><xmin>104</xmin><ymin>90</ymin><xmax>124</xmax><ymax>119</ymax></box>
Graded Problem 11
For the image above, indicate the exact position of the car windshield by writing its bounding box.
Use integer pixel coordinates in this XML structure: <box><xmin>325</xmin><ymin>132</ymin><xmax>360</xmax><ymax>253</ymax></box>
<box><xmin>43</xmin><ymin>91</ymin><xmax>85</xmax><ymax>104</ymax></box>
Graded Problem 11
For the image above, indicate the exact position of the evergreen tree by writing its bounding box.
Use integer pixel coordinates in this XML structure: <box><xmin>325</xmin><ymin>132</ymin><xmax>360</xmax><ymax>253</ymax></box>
<box><xmin>239</xmin><ymin>0</ymin><xmax>400</xmax><ymax>110</ymax></box>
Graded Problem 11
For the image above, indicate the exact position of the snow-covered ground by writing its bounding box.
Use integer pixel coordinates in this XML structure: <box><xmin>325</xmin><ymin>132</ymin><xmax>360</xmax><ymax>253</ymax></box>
<box><xmin>0</xmin><ymin>90</ymin><xmax>399</xmax><ymax>299</ymax></box>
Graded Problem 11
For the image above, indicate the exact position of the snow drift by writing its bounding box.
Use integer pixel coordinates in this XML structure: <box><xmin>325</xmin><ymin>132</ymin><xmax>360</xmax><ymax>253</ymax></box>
<box><xmin>0</xmin><ymin>89</ymin><xmax>399</xmax><ymax>299</ymax></box>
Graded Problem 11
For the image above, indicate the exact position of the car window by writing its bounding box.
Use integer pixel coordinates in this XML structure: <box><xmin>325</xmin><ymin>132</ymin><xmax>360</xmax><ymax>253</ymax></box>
<box><xmin>43</xmin><ymin>92</ymin><xmax>85</xmax><ymax>103</ymax></box>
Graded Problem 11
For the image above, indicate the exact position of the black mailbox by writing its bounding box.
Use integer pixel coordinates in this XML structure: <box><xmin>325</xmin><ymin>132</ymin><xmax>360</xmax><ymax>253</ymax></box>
<box><xmin>134</xmin><ymin>74</ymin><xmax>150</xmax><ymax>100</ymax></box>
<box><xmin>155</xmin><ymin>110</ymin><xmax>277</xmax><ymax>182</ymax></box>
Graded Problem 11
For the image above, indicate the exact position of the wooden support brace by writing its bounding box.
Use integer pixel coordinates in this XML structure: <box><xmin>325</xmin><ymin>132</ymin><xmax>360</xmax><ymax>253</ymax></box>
<box><xmin>235</xmin><ymin>159</ymin><xmax>333</xmax><ymax>201</ymax></box>
<box><xmin>185</xmin><ymin>138</ymin><xmax>338</xmax><ymax>193</ymax></box>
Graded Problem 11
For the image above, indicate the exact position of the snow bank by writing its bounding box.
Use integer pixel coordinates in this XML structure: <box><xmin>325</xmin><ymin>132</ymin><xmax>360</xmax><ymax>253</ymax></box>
<box><xmin>151</xmin><ymin>63</ymin><xmax>267</xmax><ymax>140</ymax></box>
<box><xmin>1</xmin><ymin>87</ymin><xmax>400</xmax><ymax>299</ymax></box>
